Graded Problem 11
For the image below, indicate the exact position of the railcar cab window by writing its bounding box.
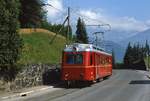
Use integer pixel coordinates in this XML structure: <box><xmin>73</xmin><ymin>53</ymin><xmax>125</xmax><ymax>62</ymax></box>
<box><xmin>66</xmin><ymin>54</ymin><xmax>83</xmax><ymax>64</ymax></box>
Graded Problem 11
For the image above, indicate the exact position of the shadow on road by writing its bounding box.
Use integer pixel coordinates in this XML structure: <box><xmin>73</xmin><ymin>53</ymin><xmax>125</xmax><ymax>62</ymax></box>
<box><xmin>129</xmin><ymin>80</ymin><xmax>150</xmax><ymax>84</ymax></box>
<box><xmin>42</xmin><ymin>68</ymin><xmax>61</xmax><ymax>86</ymax></box>
<box><xmin>42</xmin><ymin>68</ymin><xmax>91</xmax><ymax>89</ymax></box>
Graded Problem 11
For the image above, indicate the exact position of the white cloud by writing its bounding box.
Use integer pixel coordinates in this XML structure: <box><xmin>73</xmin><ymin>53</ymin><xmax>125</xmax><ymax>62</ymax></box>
<box><xmin>146</xmin><ymin>20</ymin><xmax>150</xmax><ymax>26</ymax></box>
<box><xmin>45</xmin><ymin>0</ymin><xmax>150</xmax><ymax>32</ymax></box>
<box><xmin>45</xmin><ymin>0</ymin><xmax>64</xmax><ymax>22</ymax></box>
<box><xmin>79</xmin><ymin>10</ymin><xmax>104</xmax><ymax>24</ymax></box>
<box><xmin>79</xmin><ymin>10</ymin><xmax>150</xmax><ymax>32</ymax></box>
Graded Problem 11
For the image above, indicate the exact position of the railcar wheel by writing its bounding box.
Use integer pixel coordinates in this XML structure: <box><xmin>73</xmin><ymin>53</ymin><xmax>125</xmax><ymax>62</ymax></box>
<box><xmin>89</xmin><ymin>80</ymin><xmax>96</xmax><ymax>84</ymax></box>
<box><xmin>67</xmin><ymin>81</ymin><xmax>71</xmax><ymax>88</ymax></box>
<box><xmin>96</xmin><ymin>78</ymin><xmax>100</xmax><ymax>82</ymax></box>
<box><xmin>64</xmin><ymin>81</ymin><xmax>71</xmax><ymax>88</ymax></box>
<box><xmin>85</xmin><ymin>81</ymin><xmax>92</xmax><ymax>87</ymax></box>
<box><xmin>103</xmin><ymin>76</ymin><xmax>110</xmax><ymax>80</ymax></box>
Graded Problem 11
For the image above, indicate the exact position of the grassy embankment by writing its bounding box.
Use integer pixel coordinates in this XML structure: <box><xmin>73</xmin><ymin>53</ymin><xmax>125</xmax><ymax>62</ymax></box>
<box><xmin>144</xmin><ymin>56</ymin><xmax>150</xmax><ymax>69</ymax></box>
<box><xmin>18</xmin><ymin>28</ymin><xmax>66</xmax><ymax>64</ymax></box>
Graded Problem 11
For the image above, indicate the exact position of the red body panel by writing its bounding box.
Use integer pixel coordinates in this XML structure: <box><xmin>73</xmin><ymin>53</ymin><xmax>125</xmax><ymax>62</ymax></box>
<box><xmin>61</xmin><ymin>51</ymin><xmax>112</xmax><ymax>81</ymax></box>
<box><xmin>62</xmin><ymin>67</ymin><xmax>95</xmax><ymax>81</ymax></box>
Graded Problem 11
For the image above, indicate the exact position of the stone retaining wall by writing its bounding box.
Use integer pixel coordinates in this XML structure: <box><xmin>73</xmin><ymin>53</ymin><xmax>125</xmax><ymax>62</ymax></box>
<box><xmin>0</xmin><ymin>64</ymin><xmax>61</xmax><ymax>92</ymax></box>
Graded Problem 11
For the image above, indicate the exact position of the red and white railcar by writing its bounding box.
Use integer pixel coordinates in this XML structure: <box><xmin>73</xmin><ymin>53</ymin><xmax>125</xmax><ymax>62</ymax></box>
<box><xmin>61</xmin><ymin>43</ymin><xmax>112</xmax><ymax>85</ymax></box>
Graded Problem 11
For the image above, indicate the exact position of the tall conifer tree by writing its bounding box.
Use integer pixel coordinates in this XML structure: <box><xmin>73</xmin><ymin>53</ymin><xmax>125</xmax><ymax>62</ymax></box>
<box><xmin>19</xmin><ymin>0</ymin><xmax>45</xmax><ymax>28</ymax></box>
<box><xmin>76</xmin><ymin>17</ymin><xmax>88</xmax><ymax>43</ymax></box>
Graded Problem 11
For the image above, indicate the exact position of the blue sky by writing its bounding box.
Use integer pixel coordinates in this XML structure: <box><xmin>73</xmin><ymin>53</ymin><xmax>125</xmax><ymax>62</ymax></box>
<box><xmin>45</xmin><ymin>0</ymin><xmax>150</xmax><ymax>33</ymax></box>
<box><xmin>64</xmin><ymin>0</ymin><xmax>150</xmax><ymax>21</ymax></box>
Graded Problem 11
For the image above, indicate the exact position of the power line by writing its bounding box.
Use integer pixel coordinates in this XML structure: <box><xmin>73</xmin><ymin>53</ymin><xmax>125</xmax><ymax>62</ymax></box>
<box><xmin>69</xmin><ymin>7</ymin><xmax>111</xmax><ymax>32</ymax></box>
<box><xmin>49</xmin><ymin>7</ymin><xmax>71</xmax><ymax>44</ymax></box>
<box><xmin>43</xmin><ymin>3</ymin><xmax>111</xmax><ymax>45</ymax></box>
<box><xmin>70</xmin><ymin>7</ymin><xmax>107</xmax><ymax>25</ymax></box>
<box><xmin>86</xmin><ymin>24</ymin><xmax>111</xmax><ymax>32</ymax></box>
<box><xmin>42</xmin><ymin>3</ymin><xmax>64</xmax><ymax>13</ymax></box>
<box><xmin>43</xmin><ymin>3</ymin><xmax>110</xmax><ymax>27</ymax></box>
<box><xmin>43</xmin><ymin>3</ymin><xmax>68</xmax><ymax>24</ymax></box>
<box><xmin>43</xmin><ymin>3</ymin><xmax>67</xmax><ymax>17</ymax></box>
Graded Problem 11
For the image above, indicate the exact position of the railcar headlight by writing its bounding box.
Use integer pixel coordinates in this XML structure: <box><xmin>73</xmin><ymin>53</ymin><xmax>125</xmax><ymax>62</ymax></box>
<box><xmin>65</xmin><ymin>73</ymin><xmax>69</xmax><ymax>77</ymax></box>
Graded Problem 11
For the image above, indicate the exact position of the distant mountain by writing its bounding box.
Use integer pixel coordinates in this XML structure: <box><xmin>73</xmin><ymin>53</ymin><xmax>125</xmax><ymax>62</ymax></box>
<box><xmin>104</xmin><ymin>30</ymin><xmax>136</xmax><ymax>42</ymax></box>
<box><xmin>87</xmin><ymin>28</ymin><xmax>136</xmax><ymax>43</ymax></box>
<box><xmin>88</xmin><ymin>28</ymin><xmax>150</xmax><ymax>63</ymax></box>
<box><xmin>120</xmin><ymin>29</ymin><xmax>150</xmax><ymax>47</ymax></box>
<box><xmin>97</xmin><ymin>41</ymin><xmax>125</xmax><ymax>63</ymax></box>
<box><xmin>88</xmin><ymin>29</ymin><xmax>150</xmax><ymax>63</ymax></box>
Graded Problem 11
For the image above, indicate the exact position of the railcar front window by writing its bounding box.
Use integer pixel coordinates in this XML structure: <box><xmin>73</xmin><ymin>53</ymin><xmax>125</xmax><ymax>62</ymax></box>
<box><xmin>66</xmin><ymin>54</ymin><xmax>74</xmax><ymax>64</ymax></box>
<box><xmin>66</xmin><ymin>54</ymin><xmax>83</xmax><ymax>64</ymax></box>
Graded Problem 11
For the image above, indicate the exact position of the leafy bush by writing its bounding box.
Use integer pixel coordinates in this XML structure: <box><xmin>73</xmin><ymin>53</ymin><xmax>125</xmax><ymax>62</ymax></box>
<box><xmin>0</xmin><ymin>0</ymin><xmax>22</xmax><ymax>81</ymax></box>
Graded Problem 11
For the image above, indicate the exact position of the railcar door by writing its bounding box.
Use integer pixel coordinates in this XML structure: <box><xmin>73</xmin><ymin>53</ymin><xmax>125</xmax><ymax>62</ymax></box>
<box><xmin>95</xmin><ymin>53</ymin><xmax>99</xmax><ymax>79</ymax></box>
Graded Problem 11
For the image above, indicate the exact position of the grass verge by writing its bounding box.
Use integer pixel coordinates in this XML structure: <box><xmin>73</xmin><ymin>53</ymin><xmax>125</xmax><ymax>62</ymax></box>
<box><xmin>18</xmin><ymin>32</ymin><xmax>66</xmax><ymax>64</ymax></box>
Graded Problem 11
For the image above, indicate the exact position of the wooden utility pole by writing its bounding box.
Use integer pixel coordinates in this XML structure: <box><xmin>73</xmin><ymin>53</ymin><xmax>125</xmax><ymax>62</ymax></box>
<box><xmin>50</xmin><ymin>7</ymin><xmax>71</xmax><ymax>44</ymax></box>
<box><xmin>67</xmin><ymin>7</ymin><xmax>70</xmax><ymax>44</ymax></box>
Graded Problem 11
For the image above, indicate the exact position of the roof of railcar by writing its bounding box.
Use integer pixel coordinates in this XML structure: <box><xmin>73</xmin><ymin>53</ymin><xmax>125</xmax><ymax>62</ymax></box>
<box><xmin>64</xmin><ymin>43</ymin><xmax>112</xmax><ymax>56</ymax></box>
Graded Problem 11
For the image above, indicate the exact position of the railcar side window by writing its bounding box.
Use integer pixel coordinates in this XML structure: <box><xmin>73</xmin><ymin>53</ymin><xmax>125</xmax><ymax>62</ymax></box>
<box><xmin>66</xmin><ymin>54</ymin><xmax>83</xmax><ymax>64</ymax></box>
<box><xmin>76</xmin><ymin>54</ymin><xmax>83</xmax><ymax>64</ymax></box>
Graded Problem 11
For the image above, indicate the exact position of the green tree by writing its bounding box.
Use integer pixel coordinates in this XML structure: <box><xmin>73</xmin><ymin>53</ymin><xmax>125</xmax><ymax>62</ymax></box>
<box><xmin>0</xmin><ymin>0</ymin><xmax>22</xmax><ymax>80</ymax></box>
<box><xmin>40</xmin><ymin>20</ymin><xmax>52</xmax><ymax>30</ymax></box>
<box><xmin>112</xmin><ymin>49</ymin><xmax>116</xmax><ymax>69</ymax></box>
<box><xmin>145</xmin><ymin>40</ymin><xmax>150</xmax><ymax>55</ymax></box>
<box><xmin>68</xmin><ymin>25</ymin><xmax>72</xmax><ymax>40</ymax></box>
<box><xmin>124</xmin><ymin>42</ymin><xmax>133</xmax><ymax>68</ymax></box>
<box><xmin>19</xmin><ymin>0</ymin><xmax>45</xmax><ymax>28</ymax></box>
<box><xmin>76</xmin><ymin>17</ymin><xmax>88</xmax><ymax>43</ymax></box>
<box><xmin>41</xmin><ymin>21</ymin><xmax>73</xmax><ymax>39</ymax></box>
<box><xmin>132</xmin><ymin>43</ymin><xmax>140</xmax><ymax>62</ymax></box>
<box><xmin>124</xmin><ymin>42</ymin><xmax>150</xmax><ymax>70</ymax></box>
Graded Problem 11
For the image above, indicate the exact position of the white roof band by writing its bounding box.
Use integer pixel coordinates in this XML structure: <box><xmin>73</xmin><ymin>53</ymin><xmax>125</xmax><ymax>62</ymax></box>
<box><xmin>64</xmin><ymin>43</ymin><xmax>112</xmax><ymax>56</ymax></box>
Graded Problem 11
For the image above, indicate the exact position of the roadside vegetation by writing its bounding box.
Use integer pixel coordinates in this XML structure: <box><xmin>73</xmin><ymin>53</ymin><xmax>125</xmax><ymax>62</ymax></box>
<box><xmin>123</xmin><ymin>41</ymin><xmax>150</xmax><ymax>70</ymax></box>
<box><xmin>144</xmin><ymin>56</ymin><xmax>150</xmax><ymax>69</ymax></box>
<box><xmin>0</xmin><ymin>0</ymin><xmax>22</xmax><ymax>81</ymax></box>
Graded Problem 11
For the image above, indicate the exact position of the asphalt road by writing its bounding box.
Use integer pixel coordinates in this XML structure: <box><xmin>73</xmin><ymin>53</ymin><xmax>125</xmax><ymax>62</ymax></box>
<box><xmin>3</xmin><ymin>70</ymin><xmax>150</xmax><ymax>101</ymax></box>
<box><xmin>51</xmin><ymin>70</ymin><xmax>150</xmax><ymax>101</ymax></box>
